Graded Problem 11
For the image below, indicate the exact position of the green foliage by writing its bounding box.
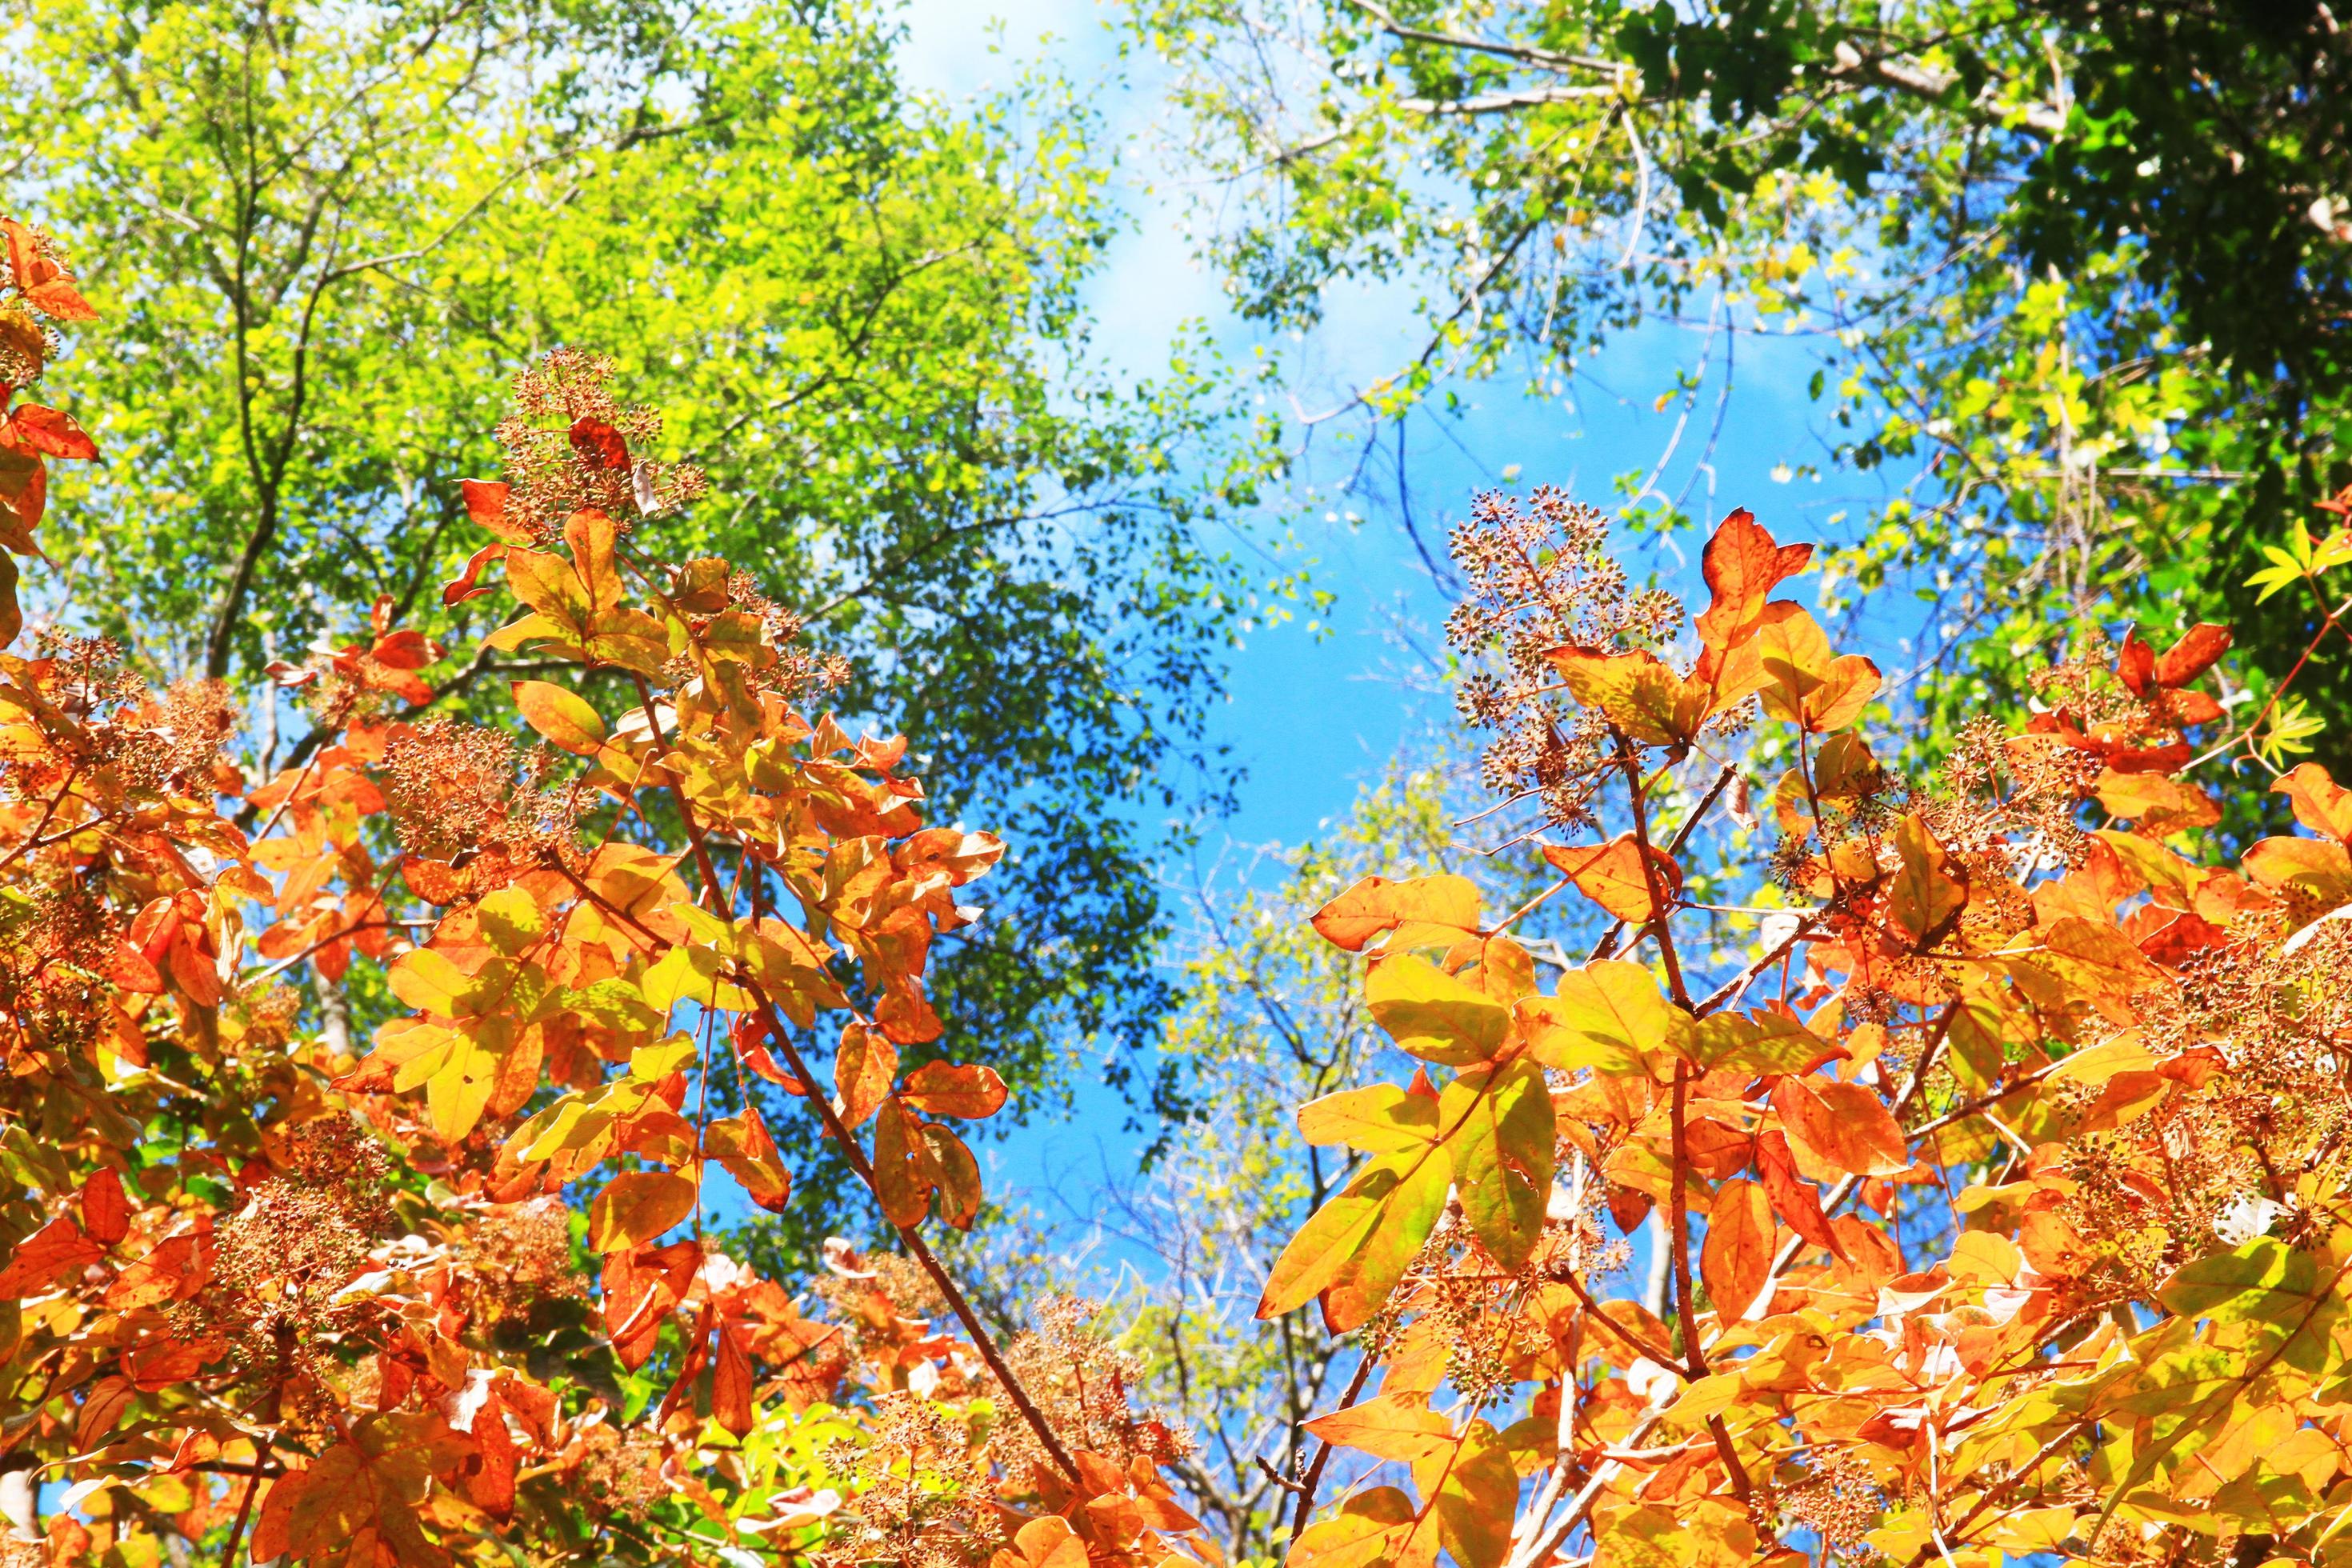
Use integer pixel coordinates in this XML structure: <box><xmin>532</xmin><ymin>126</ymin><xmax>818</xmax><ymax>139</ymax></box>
<box><xmin>1134</xmin><ymin>0</ymin><xmax>2352</xmax><ymax>773</ymax></box>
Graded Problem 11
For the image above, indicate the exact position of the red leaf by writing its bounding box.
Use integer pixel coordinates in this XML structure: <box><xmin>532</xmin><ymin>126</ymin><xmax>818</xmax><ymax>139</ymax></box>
<box><xmin>2115</xmin><ymin>627</ymin><xmax>2155</xmax><ymax>696</ymax></box>
<box><xmin>713</xmin><ymin>1322</ymin><xmax>754</xmax><ymax>1437</ymax></box>
<box><xmin>0</xmin><ymin>1215</ymin><xmax>103</xmax><ymax>1295</ymax></box>
<box><xmin>569</xmin><ymin>417</ymin><xmax>630</xmax><ymax>470</ymax></box>
<box><xmin>442</xmin><ymin>541</ymin><xmax>507</xmax><ymax>606</ymax></box>
<box><xmin>369</xmin><ymin>628</ymin><xmax>440</xmax><ymax>671</ymax></box>
<box><xmin>81</xmin><ymin>1168</ymin><xmax>130</xmax><ymax>1246</ymax></box>
<box><xmin>7</xmin><ymin>404</ymin><xmax>98</xmax><ymax>461</ymax></box>
<box><xmin>2153</xmin><ymin>622</ymin><xmax>2231</xmax><ymax>688</ymax></box>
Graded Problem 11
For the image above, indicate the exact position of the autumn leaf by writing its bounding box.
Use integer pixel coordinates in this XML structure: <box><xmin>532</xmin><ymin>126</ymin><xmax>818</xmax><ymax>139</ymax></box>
<box><xmin>1365</xmin><ymin>953</ymin><xmax>1510</xmax><ymax>1065</ymax></box>
<box><xmin>1757</xmin><ymin>602</ymin><xmax>1880</xmax><ymax>732</ymax></box>
<box><xmin>1545</xmin><ymin>833</ymin><xmax>1683</xmax><ymax>923</ymax></box>
<box><xmin>5</xmin><ymin>404</ymin><xmax>98</xmax><ymax>461</ymax></box>
<box><xmin>0</xmin><ymin>1216</ymin><xmax>104</xmax><ymax>1296</ymax></box>
<box><xmin>1548</xmin><ymin>646</ymin><xmax>1716</xmax><ymax>746</ymax></box>
<box><xmin>1701</xmin><ymin>1178</ymin><xmax>1774</xmax><ymax>1322</ymax></box>
<box><xmin>1310</xmin><ymin>874</ymin><xmax>1482</xmax><ymax>951</ymax></box>
<box><xmin>1441</xmin><ymin>1057</ymin><xmax>1554</xmax><ymax>1270</ymax></box>
<box><xmin>511</xmin><ymin>679</ymin><xmax>608</xmax><ymax>756</ymax></box>
<box><xmin>712</xmin><ymin>1322</ymin><xmax>755</xmax><ymax>1437</ymax></box>
<box><xmin>2152</xmin><ymin>622</ymin><xmax>2231</xmax><ymax>688</ymax></box>
<box><xmin>1258</xmin><ymin>1146</ymin><xmax>1448</xmax><ymax>1327</ymax></box>
<box><xmin>442</xmin><ymin>541</ymin><xmax>507</xmax><ymax>606</ymax></box>
<box><xmin>1521</xmin><ymin>959</ymin><xmax>1684</xmax><ymax>1074</ymax></box>
<box><xmin>1889</xmin><ymin>814</ymin><xmax>1967</xmax><ymax>946</ymax></box>
<box><xmin>1692</xmin><ymin>508</ymin><xmax>1813</xmax><ymax>661</ymax></box>
<box><xmin>586</xmin><ymin>1170</ymin><xmax>698</xmax><ymax>1254</ymax></box>
<box><xmin>2275</xmin><ymin>763</ymin><xmax>2352</xmax><ymax>842</ymax></box>
<box><xmin>80</xmin><ymin>1168</ymin><xmax>130</xmax><ymax>1246</ymax></box>
<box><xmin>250</xmin><ymin>1414</ymin><xmax>471</xmax><ymax>1568</ymax></box>
<box><xmin>899</xmin><ymin>1061</ymin><xmax>1008</xmax><ymax>1118</ymax></box>
<box><xmin>1297</xmin><ymin>1084</ymin><xmax>1442</xmax><ymax>1152</ymax></box>
<box><xmin>1772</xmin><ymin>1075</ymin><xmax>1909</xmax><ymax>1177</ymax></box>
<box><xmin>1302</xmin><ymin>1396</ymin><xmax>1458</xmax><ymax>1462</ymax></box>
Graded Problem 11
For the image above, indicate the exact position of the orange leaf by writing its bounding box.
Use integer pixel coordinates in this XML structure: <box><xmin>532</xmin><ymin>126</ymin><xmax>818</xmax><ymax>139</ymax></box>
<box><xmin>74</xmin><ymin>1374</ymin><xmax>135</xmax><ymax>1454</ymax></box>
<box><xmin>1310</xmin><ymin>874</ymin><xmax>1482</xmax><ymax>952</ymax></box>
<box><xmin>1544</xmin><ymin>834</ymin><xmax>1682</xmax><ymax>924</ymax></box>
<box><xmin>6</xmin><ymin>404</ymin><xmax>98</xmax><ymax>461</ymax></box>
<box><xmin>2153</xmin><ymin>622</ymin><xmax>2231</xmax><ymax>688</ymax></box>
<box><xmin>2244</xmin><ymin>835</ymin><xmax>2352</xmax><ymax>902</ymax></box>
<box><xmin>871</xmin><ymin>1097</ymin><xmax>933</xmax><ymax>1228</ymax></box>
<box><xmin>1700</xmin><ymin>1178</ymin><xmax>1774</xmax><ymax>1322</ymax></box>
<box><xmin>832</xmin><ymin>1022</ymin><xmax>896</xmax><ymax>1127</ymax></box>
<box><xmin>1757</xmin><ymin>602</ymin><xmax>1879</xmax><ymax>732</ymax></box>
<box><xmin>2096</xmin><ymin>770</ymin><xmax>2220</xmax><ymax>836</ymax></box>
<box><xmin>26</xmin><ymin>278</ymin><xmax>97</xmax><ymax>322</ymax></box>
<box><xmin>0</xmin><ymin>1215</ymin><xmax>102</xmax><ymax>1296</ymax></box>
<box><xmin>2275</xmin><ymin>763</ymin><xmax>2352</xmax><ymax>843</ymax></box>
<box><xmin>441</xmin><ymin>541</ymin><xmax>507</xmax><ymax>606</ymax></box>
<box><xmin>1754</xmin><ymin>1131</ymin><xmax>1848</xmax><ymax>1262</ymax></box>
<box><xmin>461</xmin><ymin>478</ymin><xmax>533</xmax><ymax>545</ymax></box>
<box><xmin>900</xmin><ymin>1061</ymin><xmax>1007</xmax><ymax>1119</ymax></box>
<box><xmin>81</xmin><ymin>1167</ymin><xmax>129</xmax><ymax>1246</ymax></box>
<box><xmin>104</xmin><ymin>1228</ymin><xmax>212</xmax><ymax>1309</ymax></box>
<box><xmin>1302</xmin><ymin>1395</ymin><xmax>1458</xmax><ymax>1462</ymax></box>
<box><xmin>712</xmin><ymin>1322</ymin><xmax>754</xmax><ymax>1437</ymax></box>
<box><xmin>1693</xmin><ymin>508</ymin><xmax>1812</xmax><ymax>658</ymax></box>
<box><xmin>1772</xmin><ymin>1076</ymin><xmax>1909</xmax><ymax>1177</ymax></box>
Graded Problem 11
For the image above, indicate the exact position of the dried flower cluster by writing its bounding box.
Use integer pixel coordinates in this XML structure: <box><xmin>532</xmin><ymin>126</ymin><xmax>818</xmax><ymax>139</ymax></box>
<box><xmin>493</xmin><ymin>347</ymin><xmax>707</xmax><ymax>541</ymax></box>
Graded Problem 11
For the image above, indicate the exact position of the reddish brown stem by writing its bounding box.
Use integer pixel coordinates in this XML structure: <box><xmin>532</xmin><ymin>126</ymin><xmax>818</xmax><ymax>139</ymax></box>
<box><xmin>1290</xmin><ymin>1351</ymin><xmax>1378</xmax><ymax>1540</ymax></box>
<box><xmin>626</xmin><ymin>674</ymin><xmax>1079</xmax><ymax>1483</ymax></box>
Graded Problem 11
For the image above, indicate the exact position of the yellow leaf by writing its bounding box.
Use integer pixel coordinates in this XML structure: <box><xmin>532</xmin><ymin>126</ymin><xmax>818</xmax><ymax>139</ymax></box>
<box><xmin>1521</xmin><ymin>960</ymin><xmax>1685</xmax><ymax>1074</ymax></box>
<box><xmin>1442</xmin><ymin>1058</ymin><xmax>1554</xmax><ymax>1270</ymax></box>
<box><xmin>1297</xmin><ymin>1085</ymin><xmax>1441</xmax><ymax>1152</ymax></box>
<box><xmin>587</xmin><ymin>1170</ymin><xmax>698</xmax><ymax>1254</ymax></box>
<box><xmin>511</xmin><ymin>678</ymin><xmax>608</xmax><ymax>756</ymax></box>
<box><xmin>1258</xmin><ymin>1148</ymin><xmax>1447</xmax><ymax>1326</ymax></box>
<box><xmin>1365</xmin><ymin>954</ymin><xmax>1509</xmax><ymax>1065</ymax></box>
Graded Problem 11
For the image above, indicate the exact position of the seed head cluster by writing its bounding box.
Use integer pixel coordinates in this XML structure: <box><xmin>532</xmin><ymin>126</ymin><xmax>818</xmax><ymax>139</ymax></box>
<box><xmin>1446</xmin><ymin>488</ymin><xmax>1683</xmax><ymax>830</ymax></box>
<box><xmin>494</xmin><ymin>348</ymin><xmax>707</xmax><ymax>542</ymax></box>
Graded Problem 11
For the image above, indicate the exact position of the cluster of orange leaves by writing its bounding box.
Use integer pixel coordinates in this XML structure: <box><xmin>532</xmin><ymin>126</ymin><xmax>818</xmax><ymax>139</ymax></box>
<box><xmin>0</xmin><ymin>223</ymin><xmax>1214</xmax><ymax>1568</ymax></box>
<box><xmin>1265</xmin><ymin>506</ymin><xmax>2352</xmax><ymax>1568</ymax></box>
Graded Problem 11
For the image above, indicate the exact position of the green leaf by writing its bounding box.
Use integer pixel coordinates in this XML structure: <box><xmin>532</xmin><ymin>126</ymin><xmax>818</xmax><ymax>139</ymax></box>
<box><xmin>1441</xmin><ymin>1057</ymin><xmax>1554</xmax><ymax>1270</ymax></box>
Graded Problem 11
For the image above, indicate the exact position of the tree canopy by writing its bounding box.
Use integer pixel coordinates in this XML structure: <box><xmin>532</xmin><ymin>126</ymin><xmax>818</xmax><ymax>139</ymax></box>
<box><xmin>1135</xmin><ymin>0</ymin><xmax>2352</xmax><ymax>766</ymax></box>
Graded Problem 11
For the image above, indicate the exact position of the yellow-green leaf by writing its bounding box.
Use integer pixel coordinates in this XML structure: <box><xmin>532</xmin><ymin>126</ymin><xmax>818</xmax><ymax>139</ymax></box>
<box><xmin>1366</xmin><ymin>954</ymin><xmax>1509</xmax><ymax>1065</ymax></box>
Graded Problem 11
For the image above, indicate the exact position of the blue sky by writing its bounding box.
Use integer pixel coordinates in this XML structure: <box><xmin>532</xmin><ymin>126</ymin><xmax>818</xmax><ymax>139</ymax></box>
<box><xmin>884</xmin><ymin>0</ymin><xmax>1927</xmax><ymax>1227</ymax></box>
